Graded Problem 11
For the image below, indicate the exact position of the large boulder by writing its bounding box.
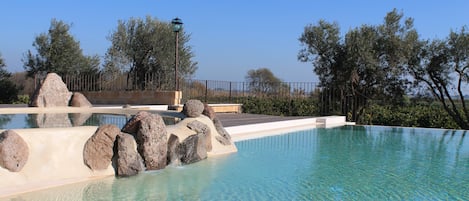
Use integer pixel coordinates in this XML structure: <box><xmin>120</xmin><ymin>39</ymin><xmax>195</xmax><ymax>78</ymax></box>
<box><xmin>29</xmin><ymin>73</ymin><xmax>73</xmax><ymax>107</ymax></box>
<box><xmin>114</xmin><ymin>133</ymin><xmax>144</xmax><ymax>177</ymax></box>
<box><xmin>166</xmin><ymin>134</ymin><xmax>181</xmax><ymax>166</ymax></box>
<box><xmin>202</xmin><ymin>103</ymin><xmax>216</xmax><ymax>120</ymax></box>
<box><xmin>122</xmin><ymin>111</ymin><xmax>167</xmax><ymax>170</ymax></box>
<box><xmin>179</xmin><ymin>133</ymin><xmax>208</xmax><ymax>164</ymax></box>
<box><xmin>70</xmin><ymin>92</ymin><xmax>92</xmax><ymax>107</ymax></box>
<box><xmin>121</xmin><ymin>111</ymin><xmax>152</xmax><ymax>134</ymax></box>
<box><xmin>0</xmin><ymin>130</ymin><xmax>29</xmax><ymax>172</ymax></box>
<box><xmin>167</xmin><ymin>120</ymin><xmax>211</xmax><ymax>166</ymax></box>
<box><xmin>182</xmin><ymin>99</ymin><xmax>205</xmax><ymax>117</ymax></box>
<box><xmin>83</xmin><ymin>124</ymin><xmax>120</xmax><ymax>170</ymax></box>
<box><xmin>187</xmin><ymin>120</ymin><xmax>212</xmax><ymax>151</ymax></box>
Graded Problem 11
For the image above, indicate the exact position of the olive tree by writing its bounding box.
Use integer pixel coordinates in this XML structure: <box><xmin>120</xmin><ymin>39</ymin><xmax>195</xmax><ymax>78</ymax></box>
<box><xmin>23</xmin><ymin>19</ymin><xmax>100</xmax><ymax>77</ymax></box>
<box><xmin>104</xmin><ymin>16</ymin><xmax>197</xmax><ymax>90</ymax></box>
<box><xmin>298</xmin><ymin>9</ymin><xmax>420</xmax><ymax>121</ymax></box>
<box><xmin>408</xmin><ymin>27</ymin><xmax>469</xmax><ymax>129</ymax></box>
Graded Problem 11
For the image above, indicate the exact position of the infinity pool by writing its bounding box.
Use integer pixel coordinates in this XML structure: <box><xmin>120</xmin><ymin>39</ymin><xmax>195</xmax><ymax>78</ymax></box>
<box><xmin>2</xmin><ymin>125</ymin><xmax>469</xmax><ymax>200</ymax></box>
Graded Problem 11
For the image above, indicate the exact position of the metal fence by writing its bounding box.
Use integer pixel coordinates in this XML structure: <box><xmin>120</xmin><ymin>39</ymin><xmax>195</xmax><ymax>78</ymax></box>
<box><xmin>34</xmin><ymin>72</ymin><xmax>361</xmax><ymax>119</ymax></box>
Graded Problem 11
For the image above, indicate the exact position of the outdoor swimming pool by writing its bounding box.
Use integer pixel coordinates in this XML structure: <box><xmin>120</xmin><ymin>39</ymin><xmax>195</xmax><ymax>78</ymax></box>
<box><xmin>2</xmin><ymin>125</ymin><xmax>469</xmax><ymax>200</ymax></box>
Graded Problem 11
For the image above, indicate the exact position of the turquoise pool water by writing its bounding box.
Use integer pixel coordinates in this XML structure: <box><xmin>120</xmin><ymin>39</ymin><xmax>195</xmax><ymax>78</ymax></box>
<box><xmin>3</xmin><ymin>125</ymin><xmax>469</xmax><ymax>200</ymax></box>
<box><xmin>0</xmin><ymin>113</ymin><xmax>177</xmax><ymax>129</ymax></box>
<box><xmin>0</xmin><ymin>113</ymin><xmax>130</xmax><ymax>129</ymax></box>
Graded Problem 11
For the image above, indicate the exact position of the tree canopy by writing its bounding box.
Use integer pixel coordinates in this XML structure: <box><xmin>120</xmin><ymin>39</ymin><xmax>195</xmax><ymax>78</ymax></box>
<box><xmin>104</xmin><ymin>16</ymin><xmax>197</xmax><ymax>90</ymax></box>
<box><xmin>408</xmin><ymin>27</ymin><xmax>469</xmax><ymax>129</ymax></box>
<box><xmin>299</xmin><ymin>9</ymin><xmax>420</xmax><ymax>120</ymax></box>
<box><xmin>23</xmin><ymin>19</ymin><xmax>100</xmax><ymax>77</ymax></box>
<box><xmin>299</xmin><ymin>9</ymin><xmax>469</xmax><ymax>128</ymax></box>
<box><xmin>245</xmin><ymin>68</ymin><xmax>288</xmax><ymax>95</ymax></box>
<box><xmin>0</xmin><ymin>53</ymin><xmax>19</xmax><ymax>103</ymax></box>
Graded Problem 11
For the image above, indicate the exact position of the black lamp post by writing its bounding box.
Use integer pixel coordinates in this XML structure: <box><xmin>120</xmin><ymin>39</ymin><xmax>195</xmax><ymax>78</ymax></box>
<box><xmin>171</xmin><ymin>17</ymin><xmax>183</xmax><ymax>91</ymax></box>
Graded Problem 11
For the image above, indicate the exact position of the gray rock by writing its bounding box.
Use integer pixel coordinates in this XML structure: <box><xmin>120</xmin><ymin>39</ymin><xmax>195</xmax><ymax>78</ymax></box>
<box><xmin>202</xmin><ymin>103</ymin><xmax>216</xmax><ymax>120</ymax></box>
<box><xmin>187</xmin><ymin>120</ymin><xmax>212</xmax><ymax>151</ymax></box>
<box><xmin>213</xmin><ymin>118</ymin><xmax>232</xmax><ymax>144</ymax></box>
<box><xmin>83</xmin><ymin>124</ymin><xmax>120</xmax><ymax>170</ymax></box>
<box><xmin>202</xmin><ymin>103</ymin><xmax>232</xmax><ymax>145</ymax></box>
<box><xmin>122</xmin><ymin>111</ymin><xmax>168</xmax><ymax>170</ymax></box>
<box><xmin>114</xmin><ymin>133</ymin><xmax>144</xmax><ymax>177</ymax></box>
<box><xmin>182</xmin><ymin>99</ymin><xmax>205</xmax><ymax>117</ymax></box>
<box><xmin>121</xmin><ymin>111</ymin><xmax>152</xmax><ymax>134</ymax></box>
<box><xmin>179</xmin><ymin>133</ymin><xmax>207</xmax><ymax>164</ymax></box>
<box><xmin>0</xmin><ymin>130</ymin><xmax>29</xmax><ymax>172</ymax></box>
<box><xmin>69</xmin><ymin>92</ymin><xmax>92</xmax><ymax>107</ymax></box>
<box><xmin>29</xmin><ymin>73</ymin><xmax>73</xmax><ymax>107</ymax></box>
<box><xmin>166</xmin><ymin>134</ymin><xmax>181</xmax><ymax>166</ymax></box>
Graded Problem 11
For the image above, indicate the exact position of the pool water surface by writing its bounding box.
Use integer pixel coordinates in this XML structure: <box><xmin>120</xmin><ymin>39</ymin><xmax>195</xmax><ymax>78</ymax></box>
<box><xmin>2</xmin><ymin>125</ymin><xmax>469</xmax><ymax>200</ymax></box>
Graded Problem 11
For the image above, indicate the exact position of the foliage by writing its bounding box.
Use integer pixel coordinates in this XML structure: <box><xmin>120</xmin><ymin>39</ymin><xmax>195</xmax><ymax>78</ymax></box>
<box><xmin>298</xmin><ymin>9</ymin><xmax>420</xmax><ymax>121</ymax></box>
<box><xmin>240</xmin><ymin>97</ymin><xmax>318</xmax><ymax>116</ymax></box>
<box><xmin>407</xmin><ymin>27</ymin><xmax>469</xmax><ymax>129</ymax></box>
<box><xmin>23</xmin><ymin>19</ymin><xmax>100</xmax><ymax>77</ymax></box>
<box><xmin>104</xmin><ymin>16</ymin><xmax>197</xmax><ymax>90</ymax></box>
<box><xmin>13</xmin><ymin>95</ymin><xmax>30</xmax><ymax>104</ymax></box>
<box><xmin>10</xmin><ymin>72</ymin><xmax>35</xmax><ymax>96</ymax></box>
<box><xmin>360</xmin><ymin>103</ymin><xmax>460</xmax><ymax>129</ymax></box>
<box><xmin>245</xmin><ymin>68</ymin><xmax>289</xmax><ymax>96</ymax></box>
<box><xmin>0</xmin><ymin>53</ymin><xmax>19</xmax><ymax>104</ymax></box>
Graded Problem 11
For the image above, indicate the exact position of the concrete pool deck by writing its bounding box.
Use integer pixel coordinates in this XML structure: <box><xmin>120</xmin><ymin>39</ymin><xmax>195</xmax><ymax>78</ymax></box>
<box><xmin>0</xmin><ymin>105</ymin><xmax>350</xmax><ymax>198</ymax></box>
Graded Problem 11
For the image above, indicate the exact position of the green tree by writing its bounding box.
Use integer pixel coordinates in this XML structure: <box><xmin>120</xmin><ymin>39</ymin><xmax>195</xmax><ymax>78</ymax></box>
<box><xmin>0</xmin><ymin>53</ymin><xmax>19</xmax><ymax>103</ymax></box>
<box><xmin>23</xmin><ymin>19</ymin><xmax>100</xmax><ymax>77</ymax></box>
<box><xmin>104</xmin><ymin>16</ymin><xmax>197</xmax><ymax>90</ymax></box>
<box><xmin>245</xmin><ymin>68</ymin><xmax>289</xmax><ymax>96</ymax></box>
<box><xmin>408</xmin><ymin>27</ymin><xmax>469</xmax><ymax>129</ymax></box>
<box><xmin>298</xmin><ymin>9</ymin><xmax>419</xmax><ymax>120</ymax></box>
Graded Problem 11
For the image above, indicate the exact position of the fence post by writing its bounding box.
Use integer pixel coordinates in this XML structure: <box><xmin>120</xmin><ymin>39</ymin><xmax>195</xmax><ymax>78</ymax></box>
<box><xmin>205</xmin><ymin>80</ymin><xmax>208</xmax><ymax>103</ymax></box>
<box><xmin>229</xmin><ymin>82</ymin><xmax>232</xmax><ymax>102</ymax></box>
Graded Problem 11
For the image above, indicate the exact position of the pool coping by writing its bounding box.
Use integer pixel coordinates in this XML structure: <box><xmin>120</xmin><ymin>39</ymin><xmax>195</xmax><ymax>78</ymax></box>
<box><xmin>227</xmin><ymin>116</ymin><xmax>350</xmax><ymax>142</ymax></box>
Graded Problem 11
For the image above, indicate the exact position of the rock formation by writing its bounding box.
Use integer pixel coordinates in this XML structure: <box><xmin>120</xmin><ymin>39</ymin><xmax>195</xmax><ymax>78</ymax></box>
<box><xmin>0</xmin><ymin>130</ymin><xmax>29</xmax><ymax>172</ymax></box>
<box><xmin>179</xmin><ymin>132</ymin><xmax>208</xmax><ymax>164</ymax></box>
<box><xmin>29</xmin><ymin>73</ymin><xmax>73</xmax><ymax>107</ymax></box>
<box><xmin>78</xmin><ymin>99</ymin><xmax>236</xmax><ymax>178</ymax></box>
<box><xmin>182</xmin><ymin>99</ymin><xmax>205</xmax><ymax>117</ymax></box>
<box><xmin>203</xmin><ymin>104</ymin><xmax>232</xmax><ymax>145</ymax></box>
<box><xmin>187</xmin><ymin>120</ymin><xmax>212</xmax><ymax>151</ymax></box>
<box><xmin>70</xmin><ymin>92</ymin><xmax>92</xmax><ymax>107</ymax></box>
<box><xmin>114</xmin><ymin>133</ymin><xmax>144</xmax><ymax>177</ymax></box>
<box><xmin>29</xmin><ymin>73</ymin><xmax>93</xmax><ymax>107</ymax></box>
<box><xmin>83</xmin><ymin>124</ymin><xmax>120</xmax><ymax>170</ymax></box>
<box><xmin>122</xmin><ymin>111</ymin><xmax>168</xmax><ymax>170</ymax></box>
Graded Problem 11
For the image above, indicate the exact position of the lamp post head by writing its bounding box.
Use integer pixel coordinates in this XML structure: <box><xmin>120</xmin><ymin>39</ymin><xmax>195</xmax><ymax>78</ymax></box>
<box><xmin>171</xmin><ymin>17</ymin><xmax>183</xmax><ymax>32</ymax></box>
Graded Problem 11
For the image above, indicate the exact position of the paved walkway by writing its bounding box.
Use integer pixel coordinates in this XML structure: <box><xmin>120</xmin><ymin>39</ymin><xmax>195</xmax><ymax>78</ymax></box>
<box><xmin>216</xmin><ymin>113</ymin><xmax>311</xmax><ymax>127</ymax></box>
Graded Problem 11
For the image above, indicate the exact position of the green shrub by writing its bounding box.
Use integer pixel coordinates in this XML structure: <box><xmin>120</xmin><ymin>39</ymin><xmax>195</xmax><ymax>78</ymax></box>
<box><xmin>360</xmin><ymin>104</ymin><xmax>460</xmax><ymax>129</ymax></box>
<box><xmin>240</xmin><ymin>97</ymin><xmax>318</xmax><ymax>116</ymax></box>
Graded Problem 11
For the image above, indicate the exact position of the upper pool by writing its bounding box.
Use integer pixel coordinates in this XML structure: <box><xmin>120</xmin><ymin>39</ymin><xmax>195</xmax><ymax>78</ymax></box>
<box><xmin>0</xmin><ymin>112</ymin><xmax>179</xmax><ymax>129</ymax></box>
<box><xmin>2</xmin><ymin>125</ymin><xmax>469</xmax><ymax>200</ymax></box>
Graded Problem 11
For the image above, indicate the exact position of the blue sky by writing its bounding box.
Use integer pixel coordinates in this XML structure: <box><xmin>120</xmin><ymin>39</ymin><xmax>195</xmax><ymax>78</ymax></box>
<box><xmin>1</xmin><ymin>1</ymin><xmax>468</xmax><ymax>82</ymax></box>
